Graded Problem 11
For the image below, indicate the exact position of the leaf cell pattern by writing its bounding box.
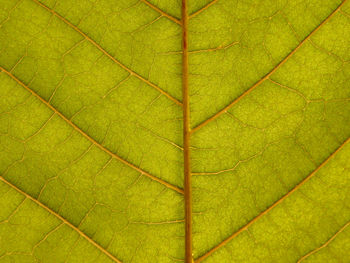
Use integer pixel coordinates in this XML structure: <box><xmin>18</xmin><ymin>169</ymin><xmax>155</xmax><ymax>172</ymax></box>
<box><xmin>0</xmin><ymin>0</ymin><xmax>350</xmax><ymax>262</ymax></box>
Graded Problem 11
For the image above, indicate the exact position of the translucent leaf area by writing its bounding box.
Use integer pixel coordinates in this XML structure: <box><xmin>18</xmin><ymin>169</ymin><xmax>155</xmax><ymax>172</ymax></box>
<box><xmin>0</xmin><ymin>0</ymin><xmax>350</xmax><ymax>262</ymax></box>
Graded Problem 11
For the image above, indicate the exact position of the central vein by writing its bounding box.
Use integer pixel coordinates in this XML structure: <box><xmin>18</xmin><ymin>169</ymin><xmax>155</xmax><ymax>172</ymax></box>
<box><xmin>181</xmin><ymin>0</ymin><xmax>192</xmax><ymax>262</ymax></box>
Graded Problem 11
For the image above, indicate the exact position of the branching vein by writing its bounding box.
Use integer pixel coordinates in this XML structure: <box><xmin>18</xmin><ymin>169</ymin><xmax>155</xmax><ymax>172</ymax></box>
<box><xmin>195</xmin><ymin>136</ymin><xmax>350</xmax><ymax>262</ymax></box>
<box><xmin>0</xmin><ymin>67</ymin><xmax>184</xmax><ymax>195</ymax></box>
<box><xmin>297</xmin><ymin>221</ymin><xmax>350</xmax><ymax>262</ymax></box>
<box><xmin>189</xmin><ymin>0</ymin><xmax>219</xmax><ymax>19</ymax></box>
<box><xmin>140</xmin><ymin>0</ymin><xmax>181</xmax><ymax>25</ymax></box>
<box><xmin>31</xmin><ymin>0</ymin><xmax>182</xmax><ymax>106</ymax></box>
<box><xmin>191</xmin><ymin>0</ymin><xmax>347</xmax><ymax>134</ymax></box>
<box><xmin>0</xmin><ymin>176</ymin><xmax>123</xmax><ymax>263</ymax></box>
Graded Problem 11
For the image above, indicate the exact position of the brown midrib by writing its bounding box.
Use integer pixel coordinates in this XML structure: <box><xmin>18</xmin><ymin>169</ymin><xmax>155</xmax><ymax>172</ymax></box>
<box><xmin>181</xmin><ymin>0</ymin><xmax>193</xmax><ymax>262</ymax></box>
<box><xmin>3</xmin><ymin>0</ymin><xmax>345</xmax><ymax>262</ymax></box>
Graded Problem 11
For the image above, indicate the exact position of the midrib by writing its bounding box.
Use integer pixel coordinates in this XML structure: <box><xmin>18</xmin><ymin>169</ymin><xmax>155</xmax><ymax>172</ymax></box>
<box><xmin>181</xmin><ymin>0</ymin><xmax>193</xmax><ymax>262</ymax></box>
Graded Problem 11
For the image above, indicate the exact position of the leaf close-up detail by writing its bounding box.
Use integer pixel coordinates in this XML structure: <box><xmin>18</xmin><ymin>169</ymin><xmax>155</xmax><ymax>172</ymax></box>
<box><xmin>0</xmin><ymin>0</ymin><xmax>350</xmax><ymax>262</ymax></box>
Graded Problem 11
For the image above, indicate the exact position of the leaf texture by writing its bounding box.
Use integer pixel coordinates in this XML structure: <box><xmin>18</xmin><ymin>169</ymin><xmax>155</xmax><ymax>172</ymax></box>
<box><xmin>0</xmin><ymin>0</ymin><xmax>350</xmax><ymax>262</ymax></box>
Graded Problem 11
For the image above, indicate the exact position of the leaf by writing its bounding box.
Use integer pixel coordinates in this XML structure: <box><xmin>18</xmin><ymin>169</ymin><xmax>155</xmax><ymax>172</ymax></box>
<box><xmin>0</xmin><ymin>0</ymin><xmax>349</xmax><ymax>262</ymax></box>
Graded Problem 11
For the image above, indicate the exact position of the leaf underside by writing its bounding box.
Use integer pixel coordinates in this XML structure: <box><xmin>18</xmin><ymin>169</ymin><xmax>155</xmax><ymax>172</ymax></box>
<box><xmin>0</xmin><ymin>0</ymin><xmax>350</xmax><ymax>262</ymax></box>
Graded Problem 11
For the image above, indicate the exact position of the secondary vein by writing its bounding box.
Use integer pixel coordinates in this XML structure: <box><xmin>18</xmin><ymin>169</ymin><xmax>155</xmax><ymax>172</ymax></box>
<box><xmin>0</xmin><ymin>176</ymin><xmax>123</xmax><ymax>263</ymax></box>
<box><xmin>195</xmin><ymin>136</ymin><xmax>350</xmax><ymax>262</ymax></box>
<box><xmin>297</xmin><ymin>221</ymin><xmax>350</xmax><ymax>262</ymax></box>
<box><xmin>189</xmin><ymin>0</ymin><xmax>219</xmax><ymax>19</ymax></box>
<box><xmin>191</xmin><ymin>0</ymin><xmax>347</xmax><ymax>134</ymax></box>
<box><xmin>0</xmin><ymin>67</ymin><xmax>184</xmax><ymax>195</ymax></box>
<box><xmin>140</xmin><ymin>0</ymin><xmax>181</xmax><ymax>25</ymax></box>
<box><xmin>31</xmin><ymin>0</ymin><xmax>182</xmax><ymax>106</ymax></box>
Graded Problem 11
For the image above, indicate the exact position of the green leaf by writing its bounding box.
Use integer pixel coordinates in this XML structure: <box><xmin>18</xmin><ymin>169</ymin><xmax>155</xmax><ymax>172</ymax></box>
<box><xmin>0</xmin><ymin>0</ymin><xmax>349</xmax><ymax>262</ymax></box>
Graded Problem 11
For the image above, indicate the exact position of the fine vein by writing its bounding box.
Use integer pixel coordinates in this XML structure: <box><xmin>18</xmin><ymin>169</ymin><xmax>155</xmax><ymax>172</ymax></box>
<box><xmin>181</xmin><ymin>0</ymin><xmax>193</xmax><ymax>262</ymax></box>
<box><xmin>0</xmin><ymin>67</ymin><xmax>184</xmax><ymax>195</ymax></box>
<box><xmin>140</xmin><ymin>0</ymin><xmax>181</xmax><ymax>25</ymax></box>
<box><xmin>31</xmin><ymin>0</ymin><xmax>182</xmax><ymax>106</ymax></box>
<box><xmin>297</xmin><ymin>221</ymin><xmax>350</xmax><ymax>262</ymax></box>
<box><xmin>191</xmin><ymin>0</ymin><xmax>346</xmax><ymax>134</ymax></box>
<box><xmin>195</xmin><ymin>136</ymin><xmax>350</xmax><ymax>262</ymax></box>
<box><xmin>0</xmin><ymin>176</ymin><xmax>122</xmax><ymax>263</ymax></box>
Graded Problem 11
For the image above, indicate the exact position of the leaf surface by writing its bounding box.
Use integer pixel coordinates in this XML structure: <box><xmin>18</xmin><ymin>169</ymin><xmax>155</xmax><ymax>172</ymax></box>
<box><xmin>0</xmin><ymin>0</ymin><xmax>350</xmax><ymax>262</ymax></box>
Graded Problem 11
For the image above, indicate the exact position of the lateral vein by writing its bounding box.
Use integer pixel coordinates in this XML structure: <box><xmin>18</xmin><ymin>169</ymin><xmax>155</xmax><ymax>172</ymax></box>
<box><xmin>189</xmin><ymin>0</ymin><xmax>219</xmax><ymax>19</ymax></box>
<box><xmin>195</xmin><ymin>136</ymin><xmax>350</xmax><ymax>262</ymax></box>
<box><xmin>140</xmin><ymin>0</ymin><xmax>181</xmax><ymax>25</ymax></box>
<box><xmin>191</xmin><ymin>0</ymin><xmax>347</xmax><ymax>134</ymax></box>
<box><xmin>31</xmin><ymin>0</ymin><xmax>182</xmax><ymax>106</ymax></box>
<box><xmin>0</xmin><ymin>67</ymin><xmax>184</xmax><ymax>195</ymax></box>
<box><xmin>297</xmin><ymin>221</ymin><xmax>350</xmax><ymax>262</ymax></box>
<box><xmin>0</xmin><ymin>176</ymin><xmax>123</xmax><ymax>263</ymax></box>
